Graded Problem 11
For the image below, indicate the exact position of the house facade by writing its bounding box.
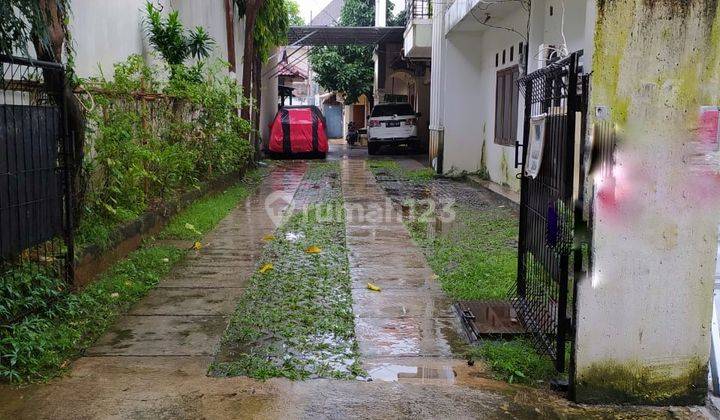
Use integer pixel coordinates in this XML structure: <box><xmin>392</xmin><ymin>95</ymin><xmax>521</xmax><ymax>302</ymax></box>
<box><xmin>428</xmin><ymin>0</ymin><xmax>594</xmax><ymax>188</ymax></box>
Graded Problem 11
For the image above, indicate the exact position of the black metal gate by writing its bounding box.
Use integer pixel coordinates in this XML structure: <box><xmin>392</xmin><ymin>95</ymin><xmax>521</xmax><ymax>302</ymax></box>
<box><xmin>512</xmin><ymin>51</ymin><xmax>588</xmax><ymax>372</ymax></box>
<box><xmin>0</xmin><ymin>55</ymin><xmax>75</xmax><ymax>321</ymax></box>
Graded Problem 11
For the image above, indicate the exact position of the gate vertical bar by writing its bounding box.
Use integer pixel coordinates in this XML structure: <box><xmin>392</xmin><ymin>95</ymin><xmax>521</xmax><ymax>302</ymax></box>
<box><xmin>516</xmin><ymin>76</ymin><xmax>533</xmax><ymax>298</ymax></box>
<box><xmin>555</xmin><ymin>53</ymin><xmax>579</xmax><ymax>372</ymax></box>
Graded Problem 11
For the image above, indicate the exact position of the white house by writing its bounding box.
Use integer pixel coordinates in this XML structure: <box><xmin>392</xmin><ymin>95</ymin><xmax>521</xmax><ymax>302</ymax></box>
<box><xmin>429</xmin><ymin>0</ymin><xmax>595</xmax><ymax>190</ymax></box>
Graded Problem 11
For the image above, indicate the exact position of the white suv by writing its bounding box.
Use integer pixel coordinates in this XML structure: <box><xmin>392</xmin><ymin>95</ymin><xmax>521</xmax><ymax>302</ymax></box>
<box><xmin>367</xmin><ymin>103</ymin><xmax>418</xmax><ymax>155</ymax></box>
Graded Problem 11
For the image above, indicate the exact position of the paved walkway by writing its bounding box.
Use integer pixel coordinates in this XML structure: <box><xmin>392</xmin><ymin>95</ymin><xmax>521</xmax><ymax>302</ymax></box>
<box><xmin>87</xmin><ymin>163</ymin><xmax>306</xmax><ymax>358</ymax></box>
<box><xmin>341</xmin><ymin>158</ymin><xmax>465</xmax><ymax>383</ymax></box>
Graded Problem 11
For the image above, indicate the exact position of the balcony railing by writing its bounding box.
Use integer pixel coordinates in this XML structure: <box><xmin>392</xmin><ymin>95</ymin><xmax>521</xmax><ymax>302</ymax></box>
<box><xmin>406</xmin><ymin>0</ymin><xmax>432</xmax><ymax>20</ymax></box>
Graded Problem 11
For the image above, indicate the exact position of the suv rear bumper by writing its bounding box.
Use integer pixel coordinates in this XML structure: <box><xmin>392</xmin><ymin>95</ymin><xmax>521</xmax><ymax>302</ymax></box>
<box><xmin>368</xmin><ymin>136</ymin><xmax>418</xmax><ymax>144</ymax></box>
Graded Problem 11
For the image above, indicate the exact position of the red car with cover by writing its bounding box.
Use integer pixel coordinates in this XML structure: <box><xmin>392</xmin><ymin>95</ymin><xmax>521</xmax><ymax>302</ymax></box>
<box><xmin>267</xmin><ymin>106</ymin><xmax>328</xmax><ymax>157</ymax></box>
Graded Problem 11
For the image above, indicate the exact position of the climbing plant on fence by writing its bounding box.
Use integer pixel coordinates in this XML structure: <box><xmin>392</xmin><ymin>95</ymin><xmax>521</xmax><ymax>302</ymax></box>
<box><xmin>75</xmin><ymin>56</ymin><xmax>252</xmax><ymax>250</ymax></box>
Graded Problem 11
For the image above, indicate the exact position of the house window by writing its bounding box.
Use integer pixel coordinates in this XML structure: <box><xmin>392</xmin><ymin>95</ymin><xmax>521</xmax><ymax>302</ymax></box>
<box><xmin>494</xmin><ymin>65</ymin><xmax>520</xmax><ymax>146</ymax></box>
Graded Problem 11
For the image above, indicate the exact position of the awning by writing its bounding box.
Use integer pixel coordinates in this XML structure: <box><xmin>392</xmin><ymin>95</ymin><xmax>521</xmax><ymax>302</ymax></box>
<box><xmin>286</xmin><ymin>26</ymin><xmax>404</xmax><ymax>46</ymax></box>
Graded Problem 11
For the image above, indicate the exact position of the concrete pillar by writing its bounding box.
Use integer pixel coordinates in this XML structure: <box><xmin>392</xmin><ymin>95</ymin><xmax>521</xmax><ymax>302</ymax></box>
<box><xmin>574</xmin><ymin>0</ymin><xmax>720</xmax><ymax>405</ymax></box>
<box><xmin>428</xmin><ymin>0</ymin><xmax>446</xmax><ymax>171</ymax></box>
<box><xmin>259</xmin><ymin>48</ymin><xmax>279</xmax><ymax>150</ymax></box>
<box><xmin>375</xmin><ymin>0</ymin><xmax>386</xmax><ymax>27</ymax></box>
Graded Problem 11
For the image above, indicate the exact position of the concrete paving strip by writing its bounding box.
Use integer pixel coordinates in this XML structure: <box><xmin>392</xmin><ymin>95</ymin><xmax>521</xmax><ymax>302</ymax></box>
<box><xmin>84</xmin><ymin>162</ymin><xmax>306</xmax><ymax>360</ymax></box>
<box><xmin>341</xmin><ymin>158</ymin><xmax>466</xmax><ymax>383</ymax></box>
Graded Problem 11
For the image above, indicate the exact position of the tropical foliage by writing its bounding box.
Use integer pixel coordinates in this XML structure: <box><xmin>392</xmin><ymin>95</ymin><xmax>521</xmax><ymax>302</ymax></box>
<box><xmin>0</xmin><ymin>0</ymin><xmax>72</xmax><ymax>58</ymax></box>
<box><xmin>144</xmin><ymin>2</ymin><xmax>215</xmax><ymax>78</ymax></box>
<box><xmin>76</xmin><ymin>56</ymin><xmax>252</xmax><ymax>250</ymax></box>
<box><xmin>308</xmin><ymin>0</ymin><xmax>405</xmax><ymax>104</ymax></box>
<box><xmin>286</xmin><ymin>0</ymin><xmax>304</xmax><ymax>27</ymax></box>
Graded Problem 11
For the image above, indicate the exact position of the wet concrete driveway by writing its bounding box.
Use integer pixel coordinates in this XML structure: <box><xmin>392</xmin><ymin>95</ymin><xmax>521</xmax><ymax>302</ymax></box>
<box><xmin>0</xmin><ymin>143</ymin><xmax>705</xmax><ymax>419</ymax></box>
<box><xmin>342</xmin><ymin>158</ymin><xmax>466</xmax><ymax>384</ymax></box>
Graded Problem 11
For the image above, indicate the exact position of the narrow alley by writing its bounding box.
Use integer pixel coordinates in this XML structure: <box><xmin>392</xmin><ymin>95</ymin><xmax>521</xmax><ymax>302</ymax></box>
<box><xmin>0</xmin><ymin>143</ymin><xmax>705</xmax><ymax>419</ymax></box>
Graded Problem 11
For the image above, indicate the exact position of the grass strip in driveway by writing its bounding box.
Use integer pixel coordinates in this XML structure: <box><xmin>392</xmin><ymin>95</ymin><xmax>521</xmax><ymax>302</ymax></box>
<box><xmin>159</xmin><ymin>168</ymin><xmax>264</xmax><ymax>240</ymax></box>
<box><xmin>407</xmin><ymin>205</ymin><xmax>517</xmax><ymax>301</ymax></box>
<box><xmin>210</xmin><ymin>163</ymin><xmax>362</xmax><ymax>380</ymax></box>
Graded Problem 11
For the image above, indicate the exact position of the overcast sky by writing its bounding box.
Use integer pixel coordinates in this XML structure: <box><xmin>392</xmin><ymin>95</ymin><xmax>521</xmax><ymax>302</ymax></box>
<box><xmin>295</xmin><ymin>0</ymin><xmax>405</xmax><ymax>25</ymax></box>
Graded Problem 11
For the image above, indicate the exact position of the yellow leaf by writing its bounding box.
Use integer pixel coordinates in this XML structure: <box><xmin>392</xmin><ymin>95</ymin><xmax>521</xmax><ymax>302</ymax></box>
<box><xmin>192</xmin><ymin>241</ymin><xmax>202</xmax><ymax>250</ymax></box>
<box><xmin>184</xmin><ymin>223</ymin><xmax>202</xmax><ymax>236</ymax></box>
<box><xmin>367</xmin><ymin>283</ymin><xmax>381</xmax><ymax>292</ymax></box>
<box><xmin>305</xmin><ymin>245</ymin><xmax>322</xmax><ymax>254</ymax></box>
<box><xmin>263</xmin><ymin>234</ymin><xmax>276</xmax><ymax>241</ymax></box>
<box><xmin>259</xmin><ymin>263</ymin><xmax>274</xmax><ymax>273</ymax></box>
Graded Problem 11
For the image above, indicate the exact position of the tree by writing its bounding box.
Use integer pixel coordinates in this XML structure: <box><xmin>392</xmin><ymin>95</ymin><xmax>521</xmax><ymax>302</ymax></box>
<box><xmin>286</xmin><ymin>0</ymin><xmax>304</xmax><ymax>26</ymax></box>
<box><xmin>234</xmin><ymin>0</ymin><xmax>290</xmax><ymax>156</ymax></box>
<box><xmin>308</xmin><ymin>0</ymin><xmax>403</xmax><ymax>105</ymax></box>
<box><xmin>144</xmin><ymin>2</ymin><xmax>215</xmax><ymax>77</ymax></box>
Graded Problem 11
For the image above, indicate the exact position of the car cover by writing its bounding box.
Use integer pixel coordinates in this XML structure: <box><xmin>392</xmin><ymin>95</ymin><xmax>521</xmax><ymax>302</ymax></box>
<box><xmin>268</xmin><ymin>106</ymin><xmax>329</xmax><ymax>154</ymax></box>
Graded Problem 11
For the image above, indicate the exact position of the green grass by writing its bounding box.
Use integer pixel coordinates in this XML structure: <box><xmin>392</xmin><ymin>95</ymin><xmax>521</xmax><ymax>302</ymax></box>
<box><xmin>465</xmin><ymin>338</ymin><xmax>557</xmax><ymax>385</ymax></box>
<box><xmin>407</xmin><ymin>205</ymin><xmax>518</xmax><ymax>301</ymax></box>
<box><xmin>210</xmin><ymin>172</ymin><xmax>361</xmax><ymax>380</ymax></box>
<box><xmin>1</xmin><ymin>169</ymin><xmax>267</xmax><ymax>383</ymax></box>
<box><xmin>0</xmin><ymin>246</ymin><xmax>184</xmax><ymax>382</ymax></box>
<box><xmin>367</xmin><ymin>160</ymin><xmax>436</xmax><ymax>183</ymax></box>
<box><xmin>304</xmin><ymin>161</ymin><xmax>340</xmax><ymax>181</ymax></box>
<box><xmin>159</xmin><ymin>169</ymin><xmax>263</xmax><ymax>240</ymax></box>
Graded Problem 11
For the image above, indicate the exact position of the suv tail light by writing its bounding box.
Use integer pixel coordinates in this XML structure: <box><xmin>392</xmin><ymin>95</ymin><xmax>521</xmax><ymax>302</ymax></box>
<box><xmin>405</xmin><ymin>118</ymin><xmax>417</xmax><ymax>126</ymax></box>
<box><xmin>369</xmin><ymin>119</ymin><xmax>381</xmax><ymax>127</ymax></box>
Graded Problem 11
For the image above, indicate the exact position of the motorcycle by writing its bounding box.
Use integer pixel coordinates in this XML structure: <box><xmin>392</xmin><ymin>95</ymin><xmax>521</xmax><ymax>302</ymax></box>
<box><xmin>346</xmin><ymin>121</ymin><xmax>359</xmax><ymax>146</ymax></box>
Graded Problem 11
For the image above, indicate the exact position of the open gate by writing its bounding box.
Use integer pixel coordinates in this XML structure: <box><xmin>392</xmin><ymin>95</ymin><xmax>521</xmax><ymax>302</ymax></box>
<box><xmin>512</xmin><ymin>51</ymin><xmax>589</xmax><ymax>372</ymax></box>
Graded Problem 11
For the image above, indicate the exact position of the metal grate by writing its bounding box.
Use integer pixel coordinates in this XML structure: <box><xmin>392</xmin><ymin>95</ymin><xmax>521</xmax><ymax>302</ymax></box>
<box><xmin>511</xmin><ymin>52</ymin><xmax>587</xmax><ymax>372</ymax></box>
<box><xmin>405</xmin><ymin>0</ymin><xmax>432</xmax><ymax>20</ymax></box>
<box><xmin>0</xmin><ymin>55</ymin><xmax>74</xmax><ymax>325</ymax></box>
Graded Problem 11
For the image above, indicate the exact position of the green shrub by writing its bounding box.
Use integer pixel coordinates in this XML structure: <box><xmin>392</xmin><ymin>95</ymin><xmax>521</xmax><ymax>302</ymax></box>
<box><xmin>0</xmin><ymin>246</ymin><xmax>184</xmax><ymax>383</ymax></box>
<box><xmin>77</xmin><ymin>55</ymin><xmax>252</xmax><ymax>251</ymax></box>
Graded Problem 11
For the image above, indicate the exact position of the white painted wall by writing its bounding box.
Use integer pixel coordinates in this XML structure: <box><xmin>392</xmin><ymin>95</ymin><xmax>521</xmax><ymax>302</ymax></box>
<box><xmin>70</xmin><ymin>0</ymin><xmax>150</xmax><ymax>78</ymax></box>
<box><xmin>439</xmin><ymin>0</ymin><xmax>590</xmax><ymax>189</ymax></box>
<box><xmin>172</xmin><ymin>0</ymin><xmax>231</xmax><ymax>65</ymax></box>
<box><xmin>441</xmin><ymin>9</ymin><xmax>527</xmax><ymax>185</ymax></box>
<box><xmin>69</xmin><ymin>0</ymin><xmax>244</xmax><ymax>82</ymax></box>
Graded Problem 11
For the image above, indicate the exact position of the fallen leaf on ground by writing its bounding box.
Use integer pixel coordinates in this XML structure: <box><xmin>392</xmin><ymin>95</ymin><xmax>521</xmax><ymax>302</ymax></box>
<box><xmin>431</xmin><ymin>274</ymin><xmax>439</xmax><ymax>280</ymax></box>
<box><xmin>367</xmin><ymin>283</ymin><xmax>381</xmax><ymax>292</ymax></box>
<box><xmin>263</xmin><ymin>234</ymin><xmax>276</xmax><ymax>241</ymax></box>
<box><xmin>305</xmin><ymin>245</ymin><xmax>322</xmax><ymax>254</ymax></box>
<box><xmin>259</xmin><ymin>263</ymin><xmax>274</xmax><ymax>273</ymax></box>
<box><xmin>192</xmin><ymin>241</ymin><xmax>202</xmax><ymax>250</ymax></box>
<box><xmin>110</xmin><ymin>292</ymin><xmax>120</xmax><ymax>298</ymax></box>
<box><xmin>184</xmin><ymin>223</ymin><xmax>202</xmax><ymax>235</ymax></box>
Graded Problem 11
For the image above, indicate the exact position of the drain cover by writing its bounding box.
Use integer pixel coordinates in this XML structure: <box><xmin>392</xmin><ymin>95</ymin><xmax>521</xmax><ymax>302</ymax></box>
<box><xmin>454</xmin><ymin>300</ymin><xmax>525</xmax><ymax>341</ymax></box>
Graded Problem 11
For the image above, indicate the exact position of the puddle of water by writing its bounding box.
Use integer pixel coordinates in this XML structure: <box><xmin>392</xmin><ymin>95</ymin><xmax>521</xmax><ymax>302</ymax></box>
<box><xmin>366</xmin><ymin>362</ymin><xmax>456</xmax><ymax>384</ymax></box>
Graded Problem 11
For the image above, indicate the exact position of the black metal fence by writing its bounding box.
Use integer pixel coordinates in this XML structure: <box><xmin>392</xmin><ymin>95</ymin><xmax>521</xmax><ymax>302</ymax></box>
<box><xmin>405</xmin><ymin>0</ymin><xmax>431</xmax><ymax>20</ymax></box>
<box><xmin>0</xmin><ymin>55</ymin><xmax>74</xmax><ymax>323</ymax></box>
<box><xmin>512</xmin><ymin>52</ymin><xmax>588</xmax><ymax>372</ymax></box>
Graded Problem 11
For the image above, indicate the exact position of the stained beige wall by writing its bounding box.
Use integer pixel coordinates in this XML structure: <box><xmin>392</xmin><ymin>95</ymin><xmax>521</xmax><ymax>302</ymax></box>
<box><xmin>574</xmin><ymin>0</ymin><xmax>720</xmax><ymax>405</ymax></box>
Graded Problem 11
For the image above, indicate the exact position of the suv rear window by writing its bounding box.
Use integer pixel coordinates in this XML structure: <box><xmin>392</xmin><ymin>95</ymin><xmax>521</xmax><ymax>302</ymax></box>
<box><xmin>371</xmin><ymin>104</ymin><xmax>415</xmax><ymax>117</ymax></box>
